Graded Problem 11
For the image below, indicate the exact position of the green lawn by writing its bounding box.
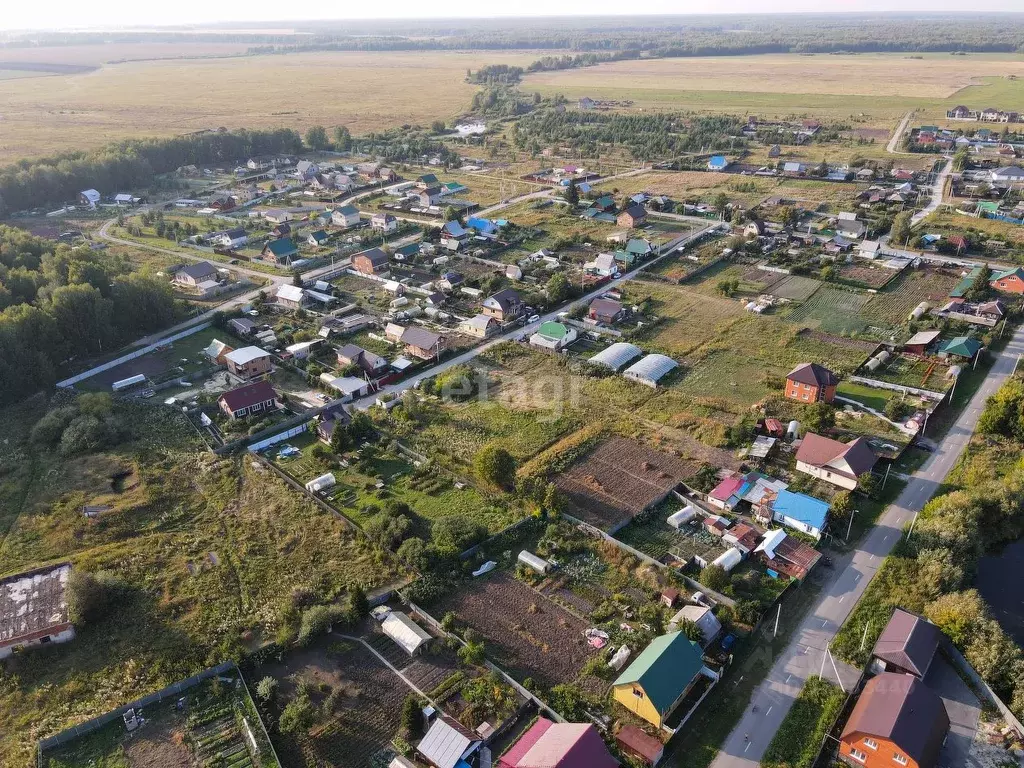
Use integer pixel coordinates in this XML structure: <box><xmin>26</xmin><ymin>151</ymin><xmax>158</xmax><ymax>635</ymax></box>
<box><xmin>835</xmin><ymin>380</ymin><xmax>892</xmax><ymax>412</ymax></box>
<box><xmin>762</xmin><ymin>676</ymin><xmax>847</xmax><ymax>768</ymax></box>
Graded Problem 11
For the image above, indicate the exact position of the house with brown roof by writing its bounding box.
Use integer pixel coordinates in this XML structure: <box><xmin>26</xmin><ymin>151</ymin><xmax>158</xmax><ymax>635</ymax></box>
<box><xmin>589</xmin><ymin>297</ymin><xmax>624</xmax><ymax>324</ymax></box>
<box><xmin>870</xmin><ymin>609</ymin><xmax>941</xmax><ymax>680</ymax></box>
<box><xmin>217</xmin><ymin>380</ymin><xmax>280</xmax><ymax>420</ymax></box>
<box><xmin>482</xmin><ymin>288</ymin><xmax>524</xmax><ymax>322</ymax></box>
<box><xmin>616</xmin><ymin>725</ymin><xmax>664</xmax><ymax>766</ymax></box>
<box><xmin>400</xmin><ymin>326</ymin><xmax>444</xmax><ymax>360</ymax></box>
<box><xmin>617</xmin><ymin>204</ymin><xmax>647</xmax><ymax>228</ymax></box>
<box><xmin>352</xmin><ymin>247</ymin><xmax>390</xmax><ymax>276</ymax></box>
<box><xmin>795</xmin><ymin>434</ymin><xmax>876</xmax><ymax>491</ymax></box>
<box><xmin>785</xmin><ymin>362</ymin><xmax>838</xmax><ymax>404</ymax></box>
<box><xmin>839</xmin><ymin>672</ymin><xmax>949</xmax><ymax>768</ymax></box>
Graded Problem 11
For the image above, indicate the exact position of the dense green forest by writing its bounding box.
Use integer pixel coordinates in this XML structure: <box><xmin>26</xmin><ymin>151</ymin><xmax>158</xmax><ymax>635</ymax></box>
<box><xmin>0</xmin><ymin>227</ymin><xmax>181</xmax><ymax>401</ymax></box>
<box><xmin>0</xmin><ymin>129</ymin><xmax>302</xmax><ymax>214</ymax></box>
<box><xmin>510</xmin><ymin>110</ymin><xmax>748</xmax><ymax>161</ymax></box>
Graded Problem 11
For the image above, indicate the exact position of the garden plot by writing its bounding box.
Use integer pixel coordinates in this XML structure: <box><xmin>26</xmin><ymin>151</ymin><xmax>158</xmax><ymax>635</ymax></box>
<box><xmin>783</xmin><ymin>287</ymin><xmax>873</xmax><ymax>335</ymax></box>
<box><xmin>837</xmin><ymin>263</ymin><xmax>898</xmax><ymax>289</ymax></box>
<box><xmin>555</xmin><ymin>436</ymin><xmax>694</xmax><ymax>531</ymax></box>
<box><xmin>858</xmin><ymin>267</ymin><xmax>961</xmax><ymax>328</ymax></box>
<box><xmin>857</xmin><ymin>353</ymin><xmax>953</xmax><ymax>393</ymax></box>
<box><xmin>616</xmin><ymin>512</ymin><xmax>727</xmax><ymax>570</ymax></box>
<box><xmin>259</xmin><ymin>642</ymin><xmax>410</xmax><ymax>768</ymax></box>
<box><xmin>768</xmin><ymin>275</ymin><xmax>822</xmax><ymax>302</ymax></box>
<box><xmin>41</xmin><ymin>674</ymin><xmax>277</xmax><ymax>768</ymax></box>
<box><xmin>433</xmin><ymin>572</ymin><xmax>593</xmax><ymax>688</ymax></box>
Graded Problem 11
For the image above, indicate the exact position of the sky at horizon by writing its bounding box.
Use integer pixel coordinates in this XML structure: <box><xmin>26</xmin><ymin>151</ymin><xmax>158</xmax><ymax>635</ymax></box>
<box><xmin>3</xmin><ymin>2</ymin><xmax>1024</xmax><ymax>33</ymax></box>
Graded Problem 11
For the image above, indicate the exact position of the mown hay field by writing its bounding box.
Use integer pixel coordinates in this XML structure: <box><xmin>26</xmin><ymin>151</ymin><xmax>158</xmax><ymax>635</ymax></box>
<box><xmin>0</xmin><ymin>50</ymin><xmax>547</xmax><ymax>162</ymax></box>
<box><xmin>524</xmin><ymin>52</ymin><xmax>1024</xmax><ymax>124</ymax></box>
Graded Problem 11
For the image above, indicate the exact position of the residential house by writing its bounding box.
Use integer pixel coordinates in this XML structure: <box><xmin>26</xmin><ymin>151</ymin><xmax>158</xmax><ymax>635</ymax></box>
<box><xmin>352</xmin><ymin>247</ymin><xmax>390</xmax><ymax>276</ymax></box>
<box><xmin>991</xmin><ymin>166</ymin><xmax>1024</xmax><ymax>186</ymax></box>
<box><xmin>295</xmin><ymin>160</ymin><xmax>319</xmax><ymax>181</ymax></box>
<box><xmin>224</xmin><ymin>346</ymin><xmax>272</xmax><ymax>379</ymax></box>
<box><xmin>482</xmin><ymin>288</ymin><xmax>524</xmax><ymax>321</ymax></box>
<box><xmin>870</xmin><ymin>608</ymin><xmax>941</xmax><ymax>680</ymax></box>
<box><xmin>466</xmin><ymin>217</ymin><xmax>501</xmax><ymax>238</ymax></box>
<box><xmin>785</xmin><ymin>362</ymin><xmax>838</xmax><ymax>404</ymax></box>
<box><xmin>371</xmin><ymin>212</ymin><xmax>398</xmax><ymax>233</ymax></box>
<box><xmin>324</xmin><ymin>375</ymin><xmax>371</xmax><ymax>402</ymax></box>
<box><xmin>590</xmin><ymin>195</ymin><xmax>616</xmax><ymax>213</ymax></box>
<box><xmin>768</xmin><ymin>489</ymin><xmax>830</xmax><ymax>540</ymax></box>
<box><xmin>668</xmin><ymin>605</ymin><xmax>722</xmax><ymax>647</ymax></box>
<box><xmin>612</xmin><ymin>631</ymin><xmax>711</xmax><ymax>729</ymax></box>
<box><xmin>991</xmin><ymin>266</ymin><xmax>1024</xmax><ymax>293</ymax></box>
<box><xmin>768</xmin><ymin>144</ymin><xmax>782</xmax><ymax>158</ymax></box>
<box><xmin>271</xmin><ymin>222</ymin><xmax>292</xmax><ymax>239</ymax></box>
<box><xmin>307</xmin><ymin>230</ymin><xmax>330</xmax><ymax>248</ymax></box>
<box><xmin>754</xmin><ymin>529</ymin><xmax>821</xmax><ymax>580</ymax></box>
<box><xmin>217</xmin><ymin>380</ymin><xmax>279</xmax><ymax>420</ymax></box>
<box><xmin>316</xmin><ymin>404</ymin><xmax>350</xmax><ymax>444</ymax></box>
<box><xmin>263</xmin><ymin>209</ymin><xmax>292</xmax><ymax>224</ymax></box>
<box><xmin>437</xmin><ymin>271</ymin><xmax>464</xmax><ymax>291</ymax></box>
<box><xmin>584</xmin><ymin>252</ymin><xmax>617</xmax><ymax>277</ymax></box>
<box><xmin>440</xmin><ymin>220</ymin><xmax>470</xmax><ymax>250</ymax></box>
<box><xmin>937</xmin><ymin>335</ymin><xmax>982</xmax><ymax>361</ymax></box>
<box><xmin>707</xmin><ymin>155</ymin><xmax>729</xmax><ymax>172</ymax></box>
<box><xmin>337</xmin><ymin>343</ymin><xmax>387</xmax><ymax>375</ymax></box>
<box><xmin>385</xmin><ymin>322</ymin><xmax>406</xmax><ymax>343</ymax></box>
<box><xmin>947</xmin><ymin>105</ymin><xmax>973</xmax><ymax>119</ymax></box>
<box><xmin>0</xmin><ymin>564</ymin><xmax>75</xmax><ymax>659</ymax></box>
<box><xmin>498</xmin><ymin>718</ymin><xmax>618</xmax><ymax>768</ymax></box>
<box><xmin>262</xmin><ymin>239</ymin><xmax>298</xmax><ymax>266</ymax></box>
<box><xmin>417</xmin><ymin>716</ymin><xmax>482</xmax><ymax>768</ymax></box>
<box><xmin>331</xmin><ymin>205</ymin><xmax>362</xmax><ymax>228</ymax></box>
<box><xmin>275</xmin><ymin>284</ymin><xmax>306</xmax><ymax>310</ymax></box>
<box><xmin>417</xmin><ymin>186</ymin><xmax>444</xmax><ymax>206</ymax></box>
<box><xmin>836</xmin><ymin>213</ymin><xmax>866</xmax><ymax>239</ymax></box>
<box><xmin>79</xmin><ymin>189</ymin><xmax>101</xmax><ymax>208</ymax></box>
<box><xmin>217</xmin><ymin>228</ymin><xmax>248</xmax><ymax>249</ymax></box>
<box><xmin>795</xmin><ymin>434</ymin><xmax>876</xmax><ymax>491</ymax></box>
<box><xmin>839</xmin><ymin>673</ymin><xmax>949</xmax><ymax>768</ymax></box>
<box><xmin>459</xmin><ymin>314</ymin><xmax>500</xmax><ymax>338</ymax></box>
<box><xmin>589</xmin><ymin>297</ymin><xmax>624</xmax><ymax>324</ymax></box>
<box><xmin>173</xmin><ymin>261</ymin><xmax>219</xmax><ymax>289</ymax></box>
<box><xmin>530</xmin><ymin>321</ymin><xmax>578</xmax><ymax>351</ymax></box>
<box><xmin>204</xmin><ymin>338</ymin><xmax>234</xmax><ymax>366</ymax></box>
<box><xmin>424</xmin><ymin>292</ymin><xmax>445</xmax><ymax>308</ymax></box>
<box><xmin>626</xmin><ymin>238</ymin><xmax>654</xmax><ymax>259</ymax></box>
<box><xmin>401</xmin><ymin>326</ymin><xmax>444</xmax><ymax>360</ymax></box>
<box><xmin>618</xmin><ymin>204</ymin><xmax>647</xmax><ymax>228</ymax></box>
<box><xmin>228</xmin><ymin>317</ymin><xmax>257</xmax><ymax>337</ymax></box>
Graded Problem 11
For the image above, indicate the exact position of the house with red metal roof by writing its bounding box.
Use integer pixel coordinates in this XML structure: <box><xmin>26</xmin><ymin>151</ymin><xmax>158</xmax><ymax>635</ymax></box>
<box><xmin>217</xmin><ymin>380</ymin><xmax>280</xmax><ymax>420</ymax></box>
<box><xmin>785</xmin><ymin>362</ymin><xmax>838</xmax><ymax>404</ymax></box>
<box><xmin>498</xmin><ymin>718</ymin><xmax>618</xmax><ymax>768</ymax></box>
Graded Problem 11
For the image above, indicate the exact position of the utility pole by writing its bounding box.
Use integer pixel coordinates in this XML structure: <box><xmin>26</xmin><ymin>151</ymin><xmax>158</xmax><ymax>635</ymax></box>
<box><xmin>859</xmin><ymin>621</ymin><xmax>871</xmax><ymax>652</ymax></box>
<box><xmin>773</xmin><ymin>603</ymin><xmax>781</xmax><ymax>639</ymax></box>
<box><xmin>829</xmin><ymin>649</ymin><xmax>847</xmax><ymax>694</ymax></box>
<box><xmin>846</xmin><ymin>508</ymin><xmax>857</xmax><ymax>541</ymax></box>
<box><xmin>881</xmin><ymin>464</ymin><xmax>891</xmax><ymax>490</ymax></box>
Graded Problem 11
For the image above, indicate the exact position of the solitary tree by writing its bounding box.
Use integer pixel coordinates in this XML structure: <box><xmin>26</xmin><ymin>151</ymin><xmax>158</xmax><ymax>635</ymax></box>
<box><xmin>305</xmin><ymin>125</ymin><xmax>329</xmax><ymax>150</ymax></box>
<box><xmin>890</xmin><ymin>211</ymin><xmax>913</xmax><ymax>247</ymax></box>
<box><xmin>474</xmin><ymin>444</ymin><xmax>516</xmax><ymax>489</ymax></box>
<box><xmin>333</xmin><ymin>125</ymin><xmax>351</xmax><ymax>150</ymax></box>
<box><xmin>564</xmin><ymin>178</ymin><xmax>579</xmax><ymax>206</ymax></box>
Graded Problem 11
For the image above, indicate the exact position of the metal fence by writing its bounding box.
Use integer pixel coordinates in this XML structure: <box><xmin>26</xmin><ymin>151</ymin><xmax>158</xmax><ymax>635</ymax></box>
<box><xmin>37</xmin><ymin>661</ymin><xmax>235</xmax><ymax>758</ymax></box>
<box><xmin>56</xmin><ymin>321</ymin><xmax>213</xmax><ymax>388</ymax></box>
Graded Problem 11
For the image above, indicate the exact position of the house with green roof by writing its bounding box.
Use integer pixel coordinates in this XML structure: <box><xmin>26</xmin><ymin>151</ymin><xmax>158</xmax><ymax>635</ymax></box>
<box><xmin>529</xmin><ymin>321</ymin><xmax>577</xmax><ymax>352</ymax></box>
<box><xmin>261</xmin><ymin>238</ymin><xmax>298</xmax><ymax>265</ymax></box>
<box><xmin>612</xmin><ymin>631</ymin><xmax>709</xmax><ymax>729</ymax></box>
<box><xmin>991</xmin><ymin>266</ymin><xmax>1024</xmax><ymax>294</ymax></box>
<box><xmin>949</xmin><ymin>266</ymin><xmax>983</xmax><ymax>299</ymax></box>
<box><xmin>626</xmin><ymin>238</ymin><xmax>654</xmax><ymax>256</ymax></box>
<box><xmin>938</xmin><ymin>335</ymin><xmax>982</xmax><ymax>361</ymax></box>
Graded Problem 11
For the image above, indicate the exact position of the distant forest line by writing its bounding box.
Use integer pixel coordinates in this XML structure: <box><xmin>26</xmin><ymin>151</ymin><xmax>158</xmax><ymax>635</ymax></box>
<box><xmin>4</xmin><ymin>15</ymin><xmax>1024</xmax><ymax>58</ymax></box>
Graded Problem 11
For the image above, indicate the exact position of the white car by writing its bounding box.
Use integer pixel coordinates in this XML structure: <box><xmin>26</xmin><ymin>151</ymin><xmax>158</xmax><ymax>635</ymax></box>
<box><xmin>527</xmin><ymin>314</ymin><xmax>541</xmax><ymax>324</ymax></box>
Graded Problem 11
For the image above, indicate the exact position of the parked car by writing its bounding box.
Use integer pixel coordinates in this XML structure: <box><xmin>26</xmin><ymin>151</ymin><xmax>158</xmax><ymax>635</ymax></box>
<box><xmin>527</xmin><ymin>314</ymin><xmax>541</xmax><ymax>323</ymax></box>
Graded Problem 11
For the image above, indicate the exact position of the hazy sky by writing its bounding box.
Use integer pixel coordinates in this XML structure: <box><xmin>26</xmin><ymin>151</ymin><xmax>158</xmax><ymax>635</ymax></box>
<box><xmin>4</xmin><ymin>2</ymin><xmax>1024</xmax><ymax>32</ymax></box>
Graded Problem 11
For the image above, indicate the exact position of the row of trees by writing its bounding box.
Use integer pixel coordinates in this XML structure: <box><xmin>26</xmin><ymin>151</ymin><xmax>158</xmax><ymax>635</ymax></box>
<box><xmin>0</xmin><ymin>128</ymin><xmax>303</xmax><ymax>214</ymax></box>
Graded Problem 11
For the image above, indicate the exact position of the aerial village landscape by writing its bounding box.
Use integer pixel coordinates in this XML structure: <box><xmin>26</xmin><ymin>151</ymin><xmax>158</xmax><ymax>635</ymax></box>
<box><xmin>6</xmin><ymin>10</ymin><xmax>1024</xmax><ymax>768</ymax></box>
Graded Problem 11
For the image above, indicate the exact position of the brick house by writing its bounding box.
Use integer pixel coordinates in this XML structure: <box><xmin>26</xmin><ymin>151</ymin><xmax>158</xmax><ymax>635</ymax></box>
<box><xmin>224</xmin><ymin>346</ymin><xmax>272</xmax><ymax>379</ymax></box>
<box><xmin>991</xmin><ymin>266</ymin><xmax>1024</xmax><ymax>294</ymax></box>
<box><xmin>352</xmin><ymin>247</ymin><xmax>389</xmax><ymax>276</ymax></box>
<box><xmin>785</xmin><ymin>362</ymin><xmax>838</xmax><ymax>403</ymax></box>
<box><xmin>617</xmin><ymin>204</ymin><xmax>647</xmax><ymax>228</ymax></box>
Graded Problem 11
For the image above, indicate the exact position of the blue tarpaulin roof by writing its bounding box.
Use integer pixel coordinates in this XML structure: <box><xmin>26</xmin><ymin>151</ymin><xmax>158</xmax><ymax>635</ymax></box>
<box><xmin>771</xmin><ymin>489</ymin><xmax>830</xmax><ymax>531</ymax></box>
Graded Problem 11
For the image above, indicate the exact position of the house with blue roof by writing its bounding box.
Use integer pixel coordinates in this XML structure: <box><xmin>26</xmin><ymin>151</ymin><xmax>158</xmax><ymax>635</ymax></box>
<box><xmin>466</xmin><ymin>217</ymin><xmax>500</xmax><ymax>237</ymax></box>
<box><xmin>769</xmin><ymin>489</ymin><xmax>830</xmax><ymax>540</ymax></box>
<box><xmin>707</xmin><ymin>155</ymin><xmax>729</xmax><ymax>172</ymax></box>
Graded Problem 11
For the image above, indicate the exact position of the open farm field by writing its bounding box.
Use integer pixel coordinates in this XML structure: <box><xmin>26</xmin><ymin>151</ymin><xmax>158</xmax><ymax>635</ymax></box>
<box><xmin>594</xmin><ymin>171</ymin><xmax>775</xmax><ymax>208</ymax></box>
<box><xmin>524</xmin><ymin>53</ymin><xmax>1024</xmax><ymax>124</ymax></box>
<box><xmin>0</xmin><ymin>42</ymin><xmax>254</xmax><ymax>68</ymax></box>
<box><xmin>432</xmin><ymin>572</ymin><xmax>594</xmax><ymax>688</ymax></box>
<box><xmin>0</xmin><ymin>50</ymin><xmax>545</xmax><ymax>162</ymax></box>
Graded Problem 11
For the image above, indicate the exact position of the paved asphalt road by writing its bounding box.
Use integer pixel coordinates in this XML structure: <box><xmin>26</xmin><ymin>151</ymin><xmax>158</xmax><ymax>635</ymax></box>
<box><xmin>709</xmin><ymin>323</ymin><xmax>1024</xmax><ymax>768</ymax></box>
